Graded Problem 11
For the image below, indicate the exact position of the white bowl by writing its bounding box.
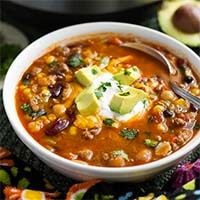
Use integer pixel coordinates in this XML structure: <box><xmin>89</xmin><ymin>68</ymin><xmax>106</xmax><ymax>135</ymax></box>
<box><xmin>3</xmin><ymin>22</ymin><xmax>200</xmax><ymax>182</ymax></box>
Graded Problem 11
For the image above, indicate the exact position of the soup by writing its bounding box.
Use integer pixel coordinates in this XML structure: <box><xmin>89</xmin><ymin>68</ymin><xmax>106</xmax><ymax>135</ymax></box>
<box><xmin>15</xmin><ymin>34</ymin><xmax>200</xmax><ymax>167</ymax></box>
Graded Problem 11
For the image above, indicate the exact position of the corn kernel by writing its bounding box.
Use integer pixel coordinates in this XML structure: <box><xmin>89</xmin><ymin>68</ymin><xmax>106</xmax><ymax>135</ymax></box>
<box><xmin>47</xmin><ymin>113</ymin><xmax>57</xmax><ymax>121</ymax></box>
<box><xmin>191</xmin><ymin>88</ymin><xmax>200</xmax><ymax>96</ymax></box>
<box><xmin>69</xmin><ymin>126</ymin><xmax>77</xmax><ymax>135</ymax></box>
<box><xmin>157</xmin><ymin>123</ymin><xmax>168</xmax><ymax>133</ymax></box>
<box><xmin>175</xmin><ymin>98</ymin><xmax>189</xmax><ymax>109</ymax></box>
<box><xmin>23</xmin><ymin>88</ymin><xmax>31</xmax><ymax>95</ymax></box>
<box><xmin>152</xmin><ymin>105</ymin><xmax>165</xmax><ymax>114</ymax></box>
<box><xmin>45</xmin><ymin>55</ymin><xmax>56</xmax><ymax>64</ymax></box>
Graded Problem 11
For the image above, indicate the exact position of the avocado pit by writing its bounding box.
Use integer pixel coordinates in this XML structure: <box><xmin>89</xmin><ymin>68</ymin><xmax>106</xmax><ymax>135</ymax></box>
<box><xmin>172</xmin><ymin>4</ymin><xmax>200</xmax><ymax>34</ymax></box>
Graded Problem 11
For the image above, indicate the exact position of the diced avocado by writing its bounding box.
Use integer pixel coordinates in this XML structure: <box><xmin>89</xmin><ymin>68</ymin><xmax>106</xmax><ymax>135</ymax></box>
<box><xmin>75</xmin><ymin>65</ymin><xmax>102</xmax><ymax>86</ymax></box>
<box><xmin>109</xmin><ymin>86</ymin><xmax>147</xmax><ymax>115</ymax></box>
<box><xmin>75</xmin><ymin>86</ymin><xmax>100</xmax><ymax>115</ymax></box>
<box><xmin>113</xmin><ymin>66</ymin><xmax>141</xmax><ymax>85</ymax></box>
<box><xmin>158</xmin><ymin>0</ymin><xmax>200</xmax><ymax>47</ymax></box>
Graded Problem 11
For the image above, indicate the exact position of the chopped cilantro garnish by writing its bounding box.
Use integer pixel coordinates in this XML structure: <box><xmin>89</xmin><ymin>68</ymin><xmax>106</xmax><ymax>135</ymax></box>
<box><xmin>144</xmin><ymin>139</ymin><xmax>158</xmax><ymax>148</ymax></box>
<box><xmin>94</xmin><ymin>90</ymin><xmax>103</xmax><ymax>99</ymax></box>
<box><xmin>91</xmin><ymin>68</ymin><xmax>98</xmax><ymax>75</ymax></box>
<box><xmin>143</xmin><ymin>99</ymin><xmax>148</xmax><ymax>107</ymax></box>
<box><xmin>119</xmin><ymin>91</ymin><xmax>130</xmax><ymax>96</ymax></box>
<box><xmin>68</xmin><ymin>53</ymin><xmax>84</xmax><ymax>67</ymax></box>
<box><xmin>112</xmin><ymin>150</ymin><xmax>129</xmax><ymax>161</ymax></box>
<box><xmin>20</xmin><ymin>103</ymin><xmax>46</xmax><ymax>119</ymax></box>
<box><xmin>194</xmin><ymin>123</ymin><xmax>200</xmax><ymax>130</ymax></box>
<box><xmin>94</xmin><ymin>82</ymin><xmax>111</xmax><ymax>99</ymax></box>
<box><xmin>148</xmin><ymin>115</ymin><xmax>154</xmax><ymax>123</ymax></box>
<box><xmin>47</xmin><ymin>60</ymin><xmax>60</xmax><ymax>67</ymax></box>
<box><xmin>132</xmin><ymin>67</ymin><xmax>138</xmax><ymax>71</ymax></box>
<box><xmin>124</xmin><ymin>69</ymin><xmax>131</xmax><ymax>76</ymax></box>
<box><xmin>117</xmin><ymin>82</ymin><xmax>123</xmax><ymax>91</ymax></box>
<box><xmin>103</xmin><ymin>118</ymin><xmax>115</xmax><ymax>127</ymax></box>
<box><xmin>21</xmin><ymin>103</ymin><xmax>32</xmax><ymax>116</ymax></box>
<box><xmin>98</xmin><ymin>82</ymin><xmax>111</xmax><ymax>92</ymax></box>
<box><xmin>119</xmin><ymin>128</ymin><xmax>138</xmax><ymax>140</ymax></box>
<box><xmin>31</xmin><ymin>109</ymin><xmax>46</xmax><ymax>119</ymax></box>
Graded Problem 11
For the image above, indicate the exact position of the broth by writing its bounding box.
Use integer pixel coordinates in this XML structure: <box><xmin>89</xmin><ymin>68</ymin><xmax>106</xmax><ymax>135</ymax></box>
<box><xmin>15</xmin><ymin>34</ymin><xmax>200</xmax><ymax>167</ymax></box>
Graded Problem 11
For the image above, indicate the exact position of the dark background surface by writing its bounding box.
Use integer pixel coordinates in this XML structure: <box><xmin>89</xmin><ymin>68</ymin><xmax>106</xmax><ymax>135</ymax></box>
<box><xmin>1</xmin><ymin>0</ymin><xmax>162</xmax><ymax>42</ymax></box>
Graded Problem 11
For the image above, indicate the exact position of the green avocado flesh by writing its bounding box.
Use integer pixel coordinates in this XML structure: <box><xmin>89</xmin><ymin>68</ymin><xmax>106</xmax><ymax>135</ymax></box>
<box><xmin>75</xmin><ymin>86</ymin><xmax>100</xmax><ymax>115</ymax></box>
<box><xmin>109</xmin><ymin>86</ymin><xmax>147</xmax><ymax>115</ymax></box>
<box><xmin>75</xmin><ymin>65</ymin><xmax>102</xmax><ymax>86</ymax></box>
<box><xmin>113</xmin><ymin>66</ymin><xmax>141</xmax><ymax>85</ymax></box>
<box><xmin>158</xmin><ymin>0</ymin><xmax>200</xmax><ymax>47</ymax></box>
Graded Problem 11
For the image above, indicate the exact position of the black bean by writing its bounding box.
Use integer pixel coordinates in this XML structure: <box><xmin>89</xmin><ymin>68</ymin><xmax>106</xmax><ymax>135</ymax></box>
<box><xmin>49</xmin><ymin>83</ymin><xmax>63</xmax><ymax>98</ymax></box>
<box><xmin>45</xmin><ymin>118</ymin><xmax>69</xmax><ymax>136</ymax></box>
<box><xmin>22</xmin><ymin>73</ymin><xmax>31</xmax><ymax>84</ymax></box>
<box><xmin>163</xmin><ymin>110</ymin><xmax>174</xmax><ymax>118</ymax></box>
<box><xmin>184</xmin><ymin>75</ymin><xmax>194</xmax><ymax>84</ymax></box>
<box><xmin>190</xmin><ymin>104</ymin><xmax>198</xmax><ymax>112</ymax></box>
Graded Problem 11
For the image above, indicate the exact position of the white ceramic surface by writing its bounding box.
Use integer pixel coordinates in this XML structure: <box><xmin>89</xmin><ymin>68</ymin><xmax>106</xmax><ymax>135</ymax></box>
<box><xmin>3</xmin><ymin>22</ymin><xmax>200</xmax><ymax>182</ymax></box>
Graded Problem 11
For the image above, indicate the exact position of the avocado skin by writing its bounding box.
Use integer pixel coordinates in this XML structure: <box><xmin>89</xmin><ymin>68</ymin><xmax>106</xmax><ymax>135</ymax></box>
<box><xmin>158</xmin><ymin>0</ymin><xmax>200</xmax><ymax>47</ymax></box>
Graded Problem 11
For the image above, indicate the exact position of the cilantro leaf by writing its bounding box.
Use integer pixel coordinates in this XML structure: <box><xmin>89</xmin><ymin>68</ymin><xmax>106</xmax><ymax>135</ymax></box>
<box><xmin>144</xmin><ymin>139</ymin><xmax>158</xmax><ymax>148</ymax></box>
<box><xmin>119</xmin><ymin>128</ymin><xmax>138</xmax><ymax>140</ymax></box>
<box><xmin>103</xmin><ymin>118</ymin><xmax>115</xmax><ymax>127</ymax></box>
<box><xmin>112</xmin><ymin>150</ymin><xmax>129</xmax><ymax>161</ymax></box>
<box><xmin>67</xmin><ymin>53</ymin><xmax>84</xmax><ymax>67</ymax></box>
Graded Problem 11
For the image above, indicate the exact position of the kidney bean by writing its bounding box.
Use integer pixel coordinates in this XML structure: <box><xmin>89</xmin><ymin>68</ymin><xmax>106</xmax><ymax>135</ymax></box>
<box><xmin>49</xmin><ymin>83</ymin><xmax>63</xmax><ymax>98</ymax></box>
<box><xmin>45</xmin><ymin>118</ymin><xmax>69</xmax><ymax>136</ymax></box>
<box><xmin>50</xmin><ymin>70</ymin><xmax>65</xmax><ymax>79</ymax></box>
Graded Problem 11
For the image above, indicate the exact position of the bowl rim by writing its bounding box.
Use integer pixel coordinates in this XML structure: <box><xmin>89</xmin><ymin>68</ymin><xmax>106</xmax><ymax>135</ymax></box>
<box><xmin>3</xmin><ymin>22</ymin><xmax>200</xmax><ymax>175</ymax></box>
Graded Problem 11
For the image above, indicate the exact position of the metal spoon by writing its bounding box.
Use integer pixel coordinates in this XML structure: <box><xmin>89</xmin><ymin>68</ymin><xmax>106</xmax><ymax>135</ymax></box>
<box><xmin>170</xmin><ymin>82</ymin><xmax>200</xmax><ymax>109</ymax></box>
<box><xmin>121</xmin><ymin>42</ymin><xmax>176</xmax><ymax>75</ymax></box>
<box><xmin>121</xmin><ymin>42</ymin><xmax>200</xmax><ymax>108</ymax></box>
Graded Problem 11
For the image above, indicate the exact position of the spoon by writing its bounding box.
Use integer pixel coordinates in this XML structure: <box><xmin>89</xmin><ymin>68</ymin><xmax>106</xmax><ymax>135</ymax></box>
<box><xmin>121</xmin><ymin>42</ymin><xmax>176</xmax><ymax>75</ymax></box>
<box><xmin>121</xmin><ymin>42</ymin><xmax>200</xmax><ymax>108</ymax></box>
<box><xmin>170</xmin><ymin>82</ymin><xmax>200</xmax><ymax>109</ymax></box>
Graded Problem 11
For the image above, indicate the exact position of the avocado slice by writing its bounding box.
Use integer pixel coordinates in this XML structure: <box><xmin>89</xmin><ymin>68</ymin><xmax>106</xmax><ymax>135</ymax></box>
<box><xmin>113</xmin><ymin>66</ymin><xmax>141</xmax><ymax>85</ymax></box>
<box><xmin>109</xmin><ymin>86</ymin><xmax>148</xmax><ymax>115</ymax></box>
<box><xmin>75</xmin><ymin>86</ymin><xmax>100</xmax><ymax>115</ymax></box>
<box><xmin>158</xmin><ymin>0</ymin><xmax>200</xmax><ymax>47</ymax></box>
<box><xmin>75</xmin><ymin>65</ymin><xmax>102</xmax><ymax>86</ymax></box>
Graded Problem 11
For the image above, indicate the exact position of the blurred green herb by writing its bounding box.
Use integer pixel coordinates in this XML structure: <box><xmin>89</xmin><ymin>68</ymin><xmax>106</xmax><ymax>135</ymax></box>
<box><xmin>68</xmin><ymin>53</ymin><xmax>84</xmax><ymax>67</ymax></box>
<box><xmin>119</xmin><ymin>128</ymin><xmax>138</xmax><ymax>140</ymax></box>
<box><xmin>0</xmin><ymin>44</ymin><xmax>22</xmax><ymax>77</ymax></box>
<box><xmin>103</xmin><ymin>118</ymin><xmax>115</xmax><ymax>127</ymax></box>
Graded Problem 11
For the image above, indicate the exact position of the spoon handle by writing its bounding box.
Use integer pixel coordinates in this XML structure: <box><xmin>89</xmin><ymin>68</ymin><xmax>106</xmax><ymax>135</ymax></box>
<box><xmin>170</xmin><ymin>82</ymin><xmax>200</xmax><ymax>109</ymax></box>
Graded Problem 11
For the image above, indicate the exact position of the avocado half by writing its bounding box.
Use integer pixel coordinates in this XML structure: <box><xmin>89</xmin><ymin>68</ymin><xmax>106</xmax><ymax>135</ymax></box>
<box><xmin>158</xmin><ymin>0</ymin><xmax>200</xmax><ymax>47</ymax></box>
